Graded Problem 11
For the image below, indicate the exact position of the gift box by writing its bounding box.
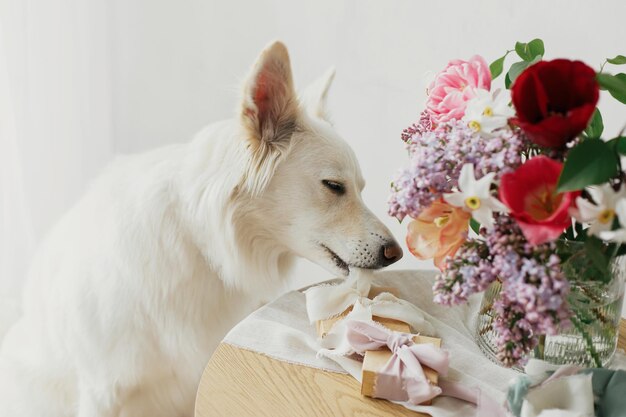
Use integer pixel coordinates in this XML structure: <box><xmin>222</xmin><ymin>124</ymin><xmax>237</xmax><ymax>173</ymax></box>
<box><xmin>315</xmin><ymin>286</ymin><xmax>408</xmax><ymax>338</ymax></box>
<box><xmin>361</xmin><ymin>335</ymin><xmax>442</xmax><ymax>405</ymax></box>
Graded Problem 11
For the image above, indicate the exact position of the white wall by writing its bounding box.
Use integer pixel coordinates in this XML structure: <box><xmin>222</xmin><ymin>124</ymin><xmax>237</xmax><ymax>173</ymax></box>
<box><xmin>108</xmin><ymin>0</ymin><xmax>626</xmax><ymax>297</ymax></box>
<box><xmin>3</xmin><ymin>0</ymin><xmax>626</xmax><ymax>314</ymax></box>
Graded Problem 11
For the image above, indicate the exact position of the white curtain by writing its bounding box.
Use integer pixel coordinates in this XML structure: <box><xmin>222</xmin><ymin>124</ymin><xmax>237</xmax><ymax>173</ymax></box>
<box><xmin>0</xmin><ymin>0</ymin><xmax>113</xmax><ymax>307</ymax></box>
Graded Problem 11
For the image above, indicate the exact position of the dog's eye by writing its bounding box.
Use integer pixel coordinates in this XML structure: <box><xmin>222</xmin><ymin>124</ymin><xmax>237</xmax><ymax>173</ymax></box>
<box><xmin>322</xmin><ymin>180</ymin><xmax>345</xmax><ymax>195</ymax></box>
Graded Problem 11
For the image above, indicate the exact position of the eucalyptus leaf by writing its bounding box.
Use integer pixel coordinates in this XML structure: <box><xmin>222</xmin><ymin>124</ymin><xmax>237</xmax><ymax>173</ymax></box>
<box><xmin>607</xmin><ymin>55</ymin><xmax>626</xmax><ymax>65</ymax></box>
<box><xmin>557</xmin><ymin>140</ymin><xmax>619</xmax><ymax>192</ymax></box>
<box><xmin>508</xmin><ymin>61</ymin><xmax>529</xmax><ymax>82</ymax></box>
<box><xmin>515</xmin><ymin>42</ymin><xmax>532</xmax><ymax>61</ymax></box>
<box><xmin>527</xmin><ymin>38</ymin><xmax>545</xmax><ymax>59</ymax></box>
<box><xmin>490</xmin><ymin>54</ymin><xmax>507</xmax><ymax>79</ymax></box>
<box><xmin>515</xmin><ymin>39</ymin><xmax>544</xmax><ymax>61</ymax></box>
<box><xmin>584</xmin><ymin>108</ymin><xmax>604</xmax><ymax>139</ymax></box>
<box><xmin>505</xmin><ymin>72</ymin><xmax>512</xmax><ymax>89</ymax></box>
<box><xmin>507</xmin><ymin>56</ymin><xmax>542</xmax><ymax>85</ymax></box>
<box><xmin>597</xmin><ymin>73</ymin><xmax>626</xmax><ymax>104</ymax></box>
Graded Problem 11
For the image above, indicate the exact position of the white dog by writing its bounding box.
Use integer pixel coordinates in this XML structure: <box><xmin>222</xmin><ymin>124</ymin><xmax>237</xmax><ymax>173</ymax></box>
<box><xmin>0</xmin><ymin>41</ymin><xmax>402</xmax><ymax>417</ymax></box>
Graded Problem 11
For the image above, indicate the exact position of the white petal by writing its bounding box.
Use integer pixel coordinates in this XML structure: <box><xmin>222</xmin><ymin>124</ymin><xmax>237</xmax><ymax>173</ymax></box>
<box><xmin>486</xmin><ymin>196</ymin><xmax>508</xmax><ymax>213</ymax></box>
<box><xmin>463</xmin><ymin>107</ymin><xmax>483</xmax><ymax>122</ymax></box>
<box><xmin>603</xmin><ymin>184</ymin><xmax>626</xmax><ymax>209</ymax></box>
<box><xmin>443</xmin><ymin>192</ymin><xmax>466</xmax><ymax>208</ymax></box>
<box><xmin>458</xmin><ymin>163</ymin><xmax>475</xmax><ymax>194</ymax></box>
<box><xmin>588</xmin><ymin>220</ymin><xmax>613</xmax><ymax>236</ymax></box>
<box><xmin>480</xmin><ymin>117</ymin><xmax>507</xmax><ymax>134</ymax></box>
<box><xmin>615</xmin><ymin>198</ymin><xmax>626</xmax><ymax>225</ymax></box>
<box><xmin>472</xmin><ymin>207</ymin><xmax>495</xmax><ymax>230</ymax></box>
<box><xmin>586</xmin><ymin>185</ymin><xmax>610</xmax><ymax>206</ymax></box>
<box><xmin>575</xmin><ymin>197</ymin><xmax>603</xmax><ymax>223</ymax></box>
<box><xmin>474</xmin><ymin>172</ymin><xmax>496</xmax><ymax>198</ymax></box>
<box><xmin>600</xmin><ymin>228</ymin><xmax>626</xmax><ymax>242</ymax></box>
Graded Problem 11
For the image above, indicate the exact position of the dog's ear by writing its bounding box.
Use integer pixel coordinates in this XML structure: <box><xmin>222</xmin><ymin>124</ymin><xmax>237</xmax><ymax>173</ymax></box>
<box><xmin>300</xmin><ymin>67</ymin><xmax>335</xmax><ymax>123</ymax></box>
<box><xmin>239</xmin><ymin>41</ymin><xmax>299</xmax><ymax>195</ymax></box>
<box><xmin>240</xmin><ymin>41</ymin><xmax>298</xmax><ymax>147</ymax></box>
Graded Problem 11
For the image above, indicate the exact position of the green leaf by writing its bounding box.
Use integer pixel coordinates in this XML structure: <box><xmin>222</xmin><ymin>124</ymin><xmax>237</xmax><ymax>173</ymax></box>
<box><xmin>607</xmin><ymin>55</ymin><xmax>626</xmax><ymax>65</ymax></box>
<box><xmin>528</xmin><ymin>39</ymin><xmax>545</xmax><ymax>59</ymax></box>
<box><xmin>490</xmin><ymin>54</ymin><xmax>507</xmax><ymax>79</ymax></box>
<box><xmin>505</xmin><ymin>72</ymin><xmax>512</xmax><ymax>89</ymax></box>
<box><xmin>597</xmin><ymin>72</ymin><xmax>626</xmax><ymax>104</ymax></box>
<box><xmin>557</xmin><ymin>140</ymin><xmax>619</xmax><ymax>192</ymax></box>
<box><xmin>508</xmin><ymin>61</ymin><xmax>530</xmax><ymax>83</ymax></box>
<box><xmin>469</xmin><ymin>218</ymin><xmax>481</xmax><ymax>234</ymax></box>
<box><xmin>515</xmin><ymin>39</ymin><xmax>544</xmax><ymax>61</ymax></box>
<box><xmin>515</xmin><ymin>42</ymin><xmax>532</xmax><ymax>61</ymax></box>
<box><xmin>584</xmin><ymin>236</ymin><xmax>612</xmax><ymax>281</ymax></box>
<box><xmin>507</xmin><ymin>56</ymin><xmax>542</xmax><ymax>86</ymax></box>
<box><xmin>584</xmin><ymin>108</ymin><xmax>604</xmax><ymax>139</ymax></box>
<box><xmin>613</xmin><ymin>136</ymin><xmax>626</xmax><ymax>155</ymax></box>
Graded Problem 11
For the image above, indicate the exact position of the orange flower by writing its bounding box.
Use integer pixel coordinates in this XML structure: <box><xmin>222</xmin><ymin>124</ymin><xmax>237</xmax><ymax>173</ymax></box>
<box><xmin>406</xmin><ymin>200</ymin><xmax>471</xmax><ymax>270</ymax></box>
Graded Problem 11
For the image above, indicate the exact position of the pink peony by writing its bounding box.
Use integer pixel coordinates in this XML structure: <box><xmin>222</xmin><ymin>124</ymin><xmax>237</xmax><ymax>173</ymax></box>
<box><xmin>426</xmin><ymin>56</ymin><xmax>491</xmax><ymax>125</ymax></box>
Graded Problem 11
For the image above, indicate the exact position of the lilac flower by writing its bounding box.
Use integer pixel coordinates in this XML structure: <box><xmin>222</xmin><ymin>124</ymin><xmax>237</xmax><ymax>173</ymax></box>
<box><xmin>492</xmin><ymin>293</ymin><xmax>538</xmax><ymax>367</ymax></box>
<box><xmin>433</xmin><ymin>216</ymin><xmax>571</xmax><ymax>366</ymax></box>
<box><xmin>433</xmin><ymin>240</ymin><xmax>495</xmax><ymax>305</ymax></box>
<box><xmin>488</xmin><ymin>217</ymin><xmax>571</xmax><ymax>365</ymax></box>
<box><xmin>388</xmin><ymin>117</ymin><xmax>527</xmax><ymax>221</ymax></box>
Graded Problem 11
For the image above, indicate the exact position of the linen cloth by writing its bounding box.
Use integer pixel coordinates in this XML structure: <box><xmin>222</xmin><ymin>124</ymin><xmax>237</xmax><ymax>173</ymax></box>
<box><xmin>223</xmin><ymin>270</ymin><xmax>626</xmax><ymax>416</ymax></box>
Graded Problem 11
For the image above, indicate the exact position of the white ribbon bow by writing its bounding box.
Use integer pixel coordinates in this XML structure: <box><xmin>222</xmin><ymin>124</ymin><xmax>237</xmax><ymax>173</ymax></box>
<box><xmin>304</xmin><ymin>269</ymin><xmax>374</xmax><ymax>323</ymax></box>
<box><xmin>304</xmin><ymin>269</ymin><xmax>435</xmax><ymax>352</ymax></box>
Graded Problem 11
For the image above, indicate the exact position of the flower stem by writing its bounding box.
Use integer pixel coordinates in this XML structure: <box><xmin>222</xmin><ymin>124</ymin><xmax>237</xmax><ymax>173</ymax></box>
<box><xmin>571</xmin><ymin>314</ymin><xmax>602</xmax><ymax>367</ymax></box>
<box><xmin>535</xmin><ymin>334</ymin><xmax>546</xmax><ymax>360</ymax></box>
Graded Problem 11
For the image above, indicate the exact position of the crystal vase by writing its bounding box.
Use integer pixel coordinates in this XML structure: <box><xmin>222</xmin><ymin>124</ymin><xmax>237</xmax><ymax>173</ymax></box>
<box><xmin>476</xmin><ymin>250</ymin><xmax>625</xmax><ymax>369</ymax></box>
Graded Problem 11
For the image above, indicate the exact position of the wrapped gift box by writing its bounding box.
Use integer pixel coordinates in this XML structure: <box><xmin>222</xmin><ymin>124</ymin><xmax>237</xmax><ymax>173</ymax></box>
<box><xmin>316</xmin><ymin>286</ymin><xmax>408</xmax><ymax>338</ymax></box>
<box><xmin>361</xmin><ymin>335</ymin><xmax>442</xmax><ymax>405</ymax></box>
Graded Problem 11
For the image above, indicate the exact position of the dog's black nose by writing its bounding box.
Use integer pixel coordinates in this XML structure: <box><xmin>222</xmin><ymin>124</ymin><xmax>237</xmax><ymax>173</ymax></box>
<box><xmin>380</xmin><ymin>242</ymin><xmax>403</xmax><ymax>266</ymax></box>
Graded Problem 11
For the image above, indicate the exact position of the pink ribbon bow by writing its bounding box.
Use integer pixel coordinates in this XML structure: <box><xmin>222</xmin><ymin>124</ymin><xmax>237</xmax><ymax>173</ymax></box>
<box><xmin>345</xmin><ymin>320</ymin><xmax>449</xmax><ymax>405</ymax></box>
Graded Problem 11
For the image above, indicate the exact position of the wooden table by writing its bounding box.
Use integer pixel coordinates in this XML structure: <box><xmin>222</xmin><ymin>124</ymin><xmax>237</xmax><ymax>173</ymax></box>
<box><xmin>196</xmin><ymin>321</ymin><xmax>626</xmax><ymax>417</ymax></box>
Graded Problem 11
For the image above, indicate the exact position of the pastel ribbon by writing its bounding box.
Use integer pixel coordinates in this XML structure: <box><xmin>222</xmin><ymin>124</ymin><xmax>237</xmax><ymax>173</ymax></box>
<box><xmin>304</xmin><ymin>269</ymin><xmax>434</xmax><ymax>335</ymax></box>
<box><xmin>345</xmin><ymin>319</ymin><xmax>449</xmax><ymax>405</ymax></box>
<box><xmin>304</xmin><ymin>270</ymin><xmax>373</xmax><ymax>322</ymax></box>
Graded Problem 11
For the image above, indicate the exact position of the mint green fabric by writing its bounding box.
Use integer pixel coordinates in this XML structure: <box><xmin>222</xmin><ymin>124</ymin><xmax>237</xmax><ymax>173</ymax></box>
<box><xmin>507</xmin><ymin>374</ymin><xmax>532</xmax><ymax>417</ymax></box>
<box><xmin>507</xmin><ymin>368</ymin><xmax>626</xmax><ymax>417</ymax></box>
<box><xmin>580</xmin><ymin>368</ymin><xmax>626</xmax><ymax>417</ymax></box>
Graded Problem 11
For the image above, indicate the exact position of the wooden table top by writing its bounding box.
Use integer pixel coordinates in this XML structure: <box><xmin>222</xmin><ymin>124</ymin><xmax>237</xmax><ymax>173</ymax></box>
<box><xmin>195</xmin><ymin>320</ymin><xmax>626</xmax><ymax>417</ymax></box>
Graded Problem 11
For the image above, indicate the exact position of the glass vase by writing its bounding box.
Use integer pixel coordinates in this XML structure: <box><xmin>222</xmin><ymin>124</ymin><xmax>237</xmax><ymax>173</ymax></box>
<box><xmin>476</xmin><ymin>252</ymin><xmax>625</xmax><ymax>369</ymax></box>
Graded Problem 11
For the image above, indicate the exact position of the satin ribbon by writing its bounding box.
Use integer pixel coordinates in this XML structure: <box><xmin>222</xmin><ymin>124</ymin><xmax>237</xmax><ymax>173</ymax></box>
<box><xmin>304</xmin><ymin>269</ymin><xmax>434</xmax><ymax>335</ymax></box>
<box><xmin>345</xmin><ymin>319</ymin><xmax>449</xmax><ymax>405</ymax></box>
<box><xmin>304</xmin><ymin>270</ymin><xmax>373</xmax><ymax>322</ymax></box>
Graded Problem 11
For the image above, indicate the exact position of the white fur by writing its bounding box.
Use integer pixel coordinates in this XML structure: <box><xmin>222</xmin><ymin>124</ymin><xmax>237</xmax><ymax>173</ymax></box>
<box><xmin>0</xmin><ymin>41</ymin><xmax>400</xmax><ymax>417</ymax></box>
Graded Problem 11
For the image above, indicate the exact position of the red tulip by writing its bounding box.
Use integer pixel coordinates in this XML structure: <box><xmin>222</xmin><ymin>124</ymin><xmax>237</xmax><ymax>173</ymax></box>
<box><xmin>499</xmin><ymin>156</ymin><xmax>580</xmax><ymax>245</ymax></box>
<box><xmin>511</xmin><ymin>59</ymin><xmax>599</xmax><ymax>148</ymax></box>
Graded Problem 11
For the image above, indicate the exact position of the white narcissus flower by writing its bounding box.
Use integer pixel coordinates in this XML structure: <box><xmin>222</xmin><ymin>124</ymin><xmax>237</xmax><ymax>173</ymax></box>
<box><xmin>574</xmin><ymin>184</ymin><xmax>626</xmax><ymax>237</ymax></box>
<box><xmin>462</xmin><ymin>88</ymin><xmax>515</xmax><ymax>135</ymax></box>
<box><xmin>443</xmin><ymin>163</ymin><xmax>507</xmax><ymax>230</ymax></box>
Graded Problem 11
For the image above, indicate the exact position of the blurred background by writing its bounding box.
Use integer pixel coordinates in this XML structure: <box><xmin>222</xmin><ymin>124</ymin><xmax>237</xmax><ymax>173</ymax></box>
<box><xmin>1</xmin><ymin>0</ymin><xmax>626</xmax><ymax>316</ymax></box>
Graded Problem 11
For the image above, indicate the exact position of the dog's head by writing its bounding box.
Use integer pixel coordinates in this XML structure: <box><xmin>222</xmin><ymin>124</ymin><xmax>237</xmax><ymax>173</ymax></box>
<box><xmin>237</xmin><ymin>41</ymin><xmax>402</xmax><ymax>276</ymax></box>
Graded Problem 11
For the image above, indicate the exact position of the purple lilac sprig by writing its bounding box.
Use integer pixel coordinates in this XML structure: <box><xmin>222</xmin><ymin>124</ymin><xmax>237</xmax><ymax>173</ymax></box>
<box><xmin>492</xmin><ymin>293</ymin><xmax>538</xmax><ymax>367</ymax></box>
<box><xmin>432</xmin><ymin>217</ymin><xmax>571</xmax><ymax>366</ymax></box>
<box><xmin>433</xmin><ymin>240</ymin><xmax>496</xmax><ymax>305</ymax></box>
<box><xmin>388</xmin><ymin>116</ymin><xmax>528</xmax><ymax>221</ymax></box>
<box><xmin>401</xmin><ymin>110</ymin><xmax>432</xmax><ymax>144</ymax></box>
<box><xmin>489</xmin><ymin>217</ymin><xmax>571</xmax><ymax>365</ymax></box>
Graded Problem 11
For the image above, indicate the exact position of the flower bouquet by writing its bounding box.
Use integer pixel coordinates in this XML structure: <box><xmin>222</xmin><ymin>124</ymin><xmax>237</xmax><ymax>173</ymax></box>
<box><xmin>389</xmin><ymin>39</ymin><xmax>626</xmax><ymax>368</ymax></box>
